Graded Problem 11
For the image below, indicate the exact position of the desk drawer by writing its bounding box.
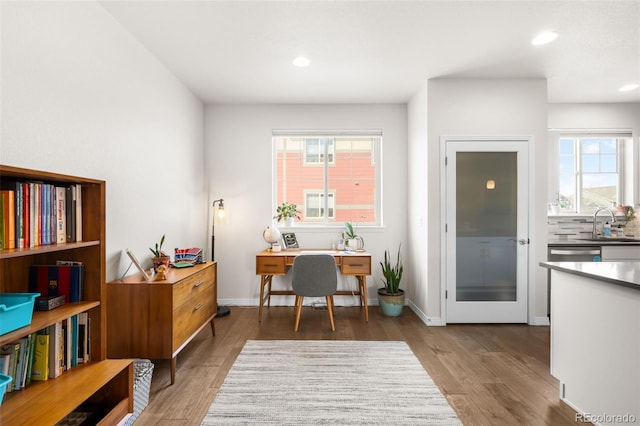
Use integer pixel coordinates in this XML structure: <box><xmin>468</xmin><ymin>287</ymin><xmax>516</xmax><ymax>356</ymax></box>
<box><xmin>173</xmin><ymin>266</ymin><xmax>215</xmax><ymax>307</ymax></box>
<box><xmin>256</xmin><ymin>256</ymin><xmax>286</xmax><ymax>274</ymax></box>
<box><xmin>341</xmin><ymin>256</ymin><xmax>371</xmax><ymax>275</ymax></box>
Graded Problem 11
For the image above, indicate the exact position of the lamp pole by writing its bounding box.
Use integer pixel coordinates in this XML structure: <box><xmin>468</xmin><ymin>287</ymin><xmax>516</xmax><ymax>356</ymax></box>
<box><xmin>212</xmin><ymin>198</ymin><xmax>230</xmax><ymax>317</ymax></box>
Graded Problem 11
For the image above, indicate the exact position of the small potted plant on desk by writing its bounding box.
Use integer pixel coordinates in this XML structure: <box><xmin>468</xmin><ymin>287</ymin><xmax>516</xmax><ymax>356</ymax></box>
<box><xmin>273</xmin><ymin>202</ymin><xmax>301</xmax><ymax>227</ymax></box>
<box><xmin>378</xmin><ymin>245</ymin><xmax>404</xmax><ymax>316</ymax></box>
<box><xmin>342</xmin><ymin>222</ymin><xmax>364</xmax><ymax>251</ymax></box>
<box><xmin>149</xmin><ymin>234</ymin><xmax>170</xmax><ymax>272</ymax></box>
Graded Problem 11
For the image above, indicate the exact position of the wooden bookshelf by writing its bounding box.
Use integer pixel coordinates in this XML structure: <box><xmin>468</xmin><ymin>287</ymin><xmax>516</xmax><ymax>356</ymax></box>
<box><xmin>0</xmin><ymin>165</ymin><xmax>132</xmax><ymax>424</ymax></box>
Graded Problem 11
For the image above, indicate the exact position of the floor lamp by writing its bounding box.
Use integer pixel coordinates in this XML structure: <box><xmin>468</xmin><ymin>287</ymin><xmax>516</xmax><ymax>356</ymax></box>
<box><xmin>212</xmin><ymin>198</ymin><xmax>230</xmax><ymax>317</ymax></box>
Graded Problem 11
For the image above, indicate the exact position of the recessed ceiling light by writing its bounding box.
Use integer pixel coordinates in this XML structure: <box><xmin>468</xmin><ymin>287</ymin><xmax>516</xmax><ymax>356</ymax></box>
<box><xmin>293</xmin><ymin>56</ymin><xmax>310</xmax><ymax>67</ymax></box>
<box><xmin>531</xmin><ymin>31</ymin><xmax>559</xmax><ymax>46</ymax></box>
<box><xmin>619</xmin><ymin>83</ymin><xmax>639</xmax><ymax>92</ymax></box>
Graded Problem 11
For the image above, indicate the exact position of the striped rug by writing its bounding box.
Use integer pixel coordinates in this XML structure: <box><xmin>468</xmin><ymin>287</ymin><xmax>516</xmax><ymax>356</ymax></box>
<box><xmin>201</xmin><ymin>340</ymin><xmax>461</xmax><ymax>425</ymax></box>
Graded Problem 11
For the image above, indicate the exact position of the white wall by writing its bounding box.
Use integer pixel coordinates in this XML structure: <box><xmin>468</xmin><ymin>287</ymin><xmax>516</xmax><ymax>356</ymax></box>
<box><xmin>548</xmin><ymin>103</ymin><xmax>640</xmax><ymax>206</ymax></box>
<box><xmin>414</xmin><ymin>79</ymin><xmax>548</xmax><ymax>324</ymax></box>
<box><xmin>204</xmin><ymin>104</ymin><xmax>407</xmax><ymax>306</ymax></box>
<box><xmin>407</xmin><ymin>81</ymin><xmax>430</xmax><ymax>323</ymax></box>
<box><xmin>1</xmin><ymin>1</ymin><xmax>206</xmax><ymax>281</ymax></box>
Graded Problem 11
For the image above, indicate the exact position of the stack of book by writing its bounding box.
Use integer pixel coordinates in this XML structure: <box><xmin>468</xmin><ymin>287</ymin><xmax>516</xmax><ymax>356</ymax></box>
<box><xmin>28</xmin><ymin>261</ymin><xmax>84</xmax><ymax>303</ymax></box>
<box><xmin>174</xmin><ymin>247</ymin><xmax>203</xmax><ymax>266</ymax></box>
<box><xmin>0</xmin><ymin>314</ymin><xmax>90</xmax><ymax>390</ymax></box>
<box><xmin>0</xmin><ymin>182</ymin><xmax>83</xmax><ymax>250</ymax></box>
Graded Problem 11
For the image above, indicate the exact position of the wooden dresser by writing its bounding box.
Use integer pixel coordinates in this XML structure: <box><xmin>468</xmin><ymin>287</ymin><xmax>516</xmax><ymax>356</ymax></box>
<box><xmin>106</xmin><ymin>262</ymin><xmax>217</xmax><ymax>384</ymax></box>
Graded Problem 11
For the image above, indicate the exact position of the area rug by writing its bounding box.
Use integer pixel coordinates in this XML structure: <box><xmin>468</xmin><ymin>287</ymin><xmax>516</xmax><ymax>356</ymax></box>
<box><xmin>201</xmin><ymin>340</ymin><xmax>461</xmax><ymax>425</ymax></box>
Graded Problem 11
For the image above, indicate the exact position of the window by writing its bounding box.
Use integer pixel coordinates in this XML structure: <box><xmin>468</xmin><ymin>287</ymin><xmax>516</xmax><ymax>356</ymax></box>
<box><xmin>273</xmin><ymin>131</ymin><xmax>381</xmax><ymax>225</ymax></box>
<box><xmin>304</xmin><ymin>138</ymin><xmax>334</xmax><ymax>164</ymax></box>
<box><xmin>305</xmin><ymin>191</ymin><xmax>335</xmax><ymax>219</ymax></box>
<box><xmin>554</xmin><ymin>132</ymin><xmax>631</xmax><ymax>214</ymax></box>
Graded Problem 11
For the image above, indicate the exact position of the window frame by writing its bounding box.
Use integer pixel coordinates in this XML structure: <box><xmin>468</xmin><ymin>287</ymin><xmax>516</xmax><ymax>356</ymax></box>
<box><xmin>549</xmin><ymin>130</ymin><xmax>633</xmax><ymax>215</ymax></box>
<box><xmin>304</xmin><ymin>190</ymin><xmax>336</xmax><ymax>221</ymax></box>
<box><xmin>303</xmin><ymin>138</ymin><xmax>335</xmax><ymax>165</ymax></box>
<box><xmin>272</xmin><ymin>130</ymin><xmax>382</xmax><ymax>227</ymax></box>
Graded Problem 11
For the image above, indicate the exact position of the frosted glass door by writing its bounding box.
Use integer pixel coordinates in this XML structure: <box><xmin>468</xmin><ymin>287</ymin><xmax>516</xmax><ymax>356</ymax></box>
<box><xmin>456</xmin><ymin>152</ymin><xmax>517</xmax><ymax>302</ymax></box>
<box><xmin>445</xmin><ymin>140</ymin><xmax>529</xmax><ymax>323</ymax></box>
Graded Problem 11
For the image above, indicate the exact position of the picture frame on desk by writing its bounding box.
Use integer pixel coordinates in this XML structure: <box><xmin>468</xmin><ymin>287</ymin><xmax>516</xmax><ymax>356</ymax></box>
<box><xmin>126</xmin><ymin>249</ymin><xmax>151</xmax><ymax>281</ymax></box>
<box><xmin>282</xmin><ymin>232</ymin><xmax>299</xmax><ymax>249</ymax></box>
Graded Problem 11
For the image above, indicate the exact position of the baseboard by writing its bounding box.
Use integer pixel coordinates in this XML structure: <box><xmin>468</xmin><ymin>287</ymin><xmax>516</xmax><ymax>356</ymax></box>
<box><xmin>221</xmin><ymin>298</ymin><xmax>540</xmax><ymax>327</ymax></box>
<box><xmin>533</xmin><ymin>316</ymin><xmax>550</xmax><ymax>326</ymax></box>
<box><xmin>408</xmin><ymin>300</ymin><xmax>445</xmax><ymax>326</ymax></box>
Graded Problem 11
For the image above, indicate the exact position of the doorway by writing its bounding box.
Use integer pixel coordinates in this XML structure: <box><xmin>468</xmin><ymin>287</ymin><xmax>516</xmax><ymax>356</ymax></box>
<box><xmin>443</xmin><ymin>138</ymin><xmax>530</xmax><ymax>323</ymax></box>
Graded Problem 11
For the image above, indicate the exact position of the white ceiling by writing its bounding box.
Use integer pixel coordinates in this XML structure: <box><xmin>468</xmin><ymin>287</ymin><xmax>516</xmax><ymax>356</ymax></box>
<box><xmin>100</xmin><ymin>0</ymin><xmax>640</xmax><ymax>104</ymax></box>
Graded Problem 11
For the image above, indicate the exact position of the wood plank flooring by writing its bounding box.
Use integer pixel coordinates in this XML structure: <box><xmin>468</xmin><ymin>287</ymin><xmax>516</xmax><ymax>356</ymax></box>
<box><xmin>132</xmin><ymin>306</ymin><xmax>580</xmax><ymax>425</ymax></box>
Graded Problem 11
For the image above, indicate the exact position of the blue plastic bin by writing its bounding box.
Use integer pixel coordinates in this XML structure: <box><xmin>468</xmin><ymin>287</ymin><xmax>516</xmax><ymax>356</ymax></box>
<box><xmin>0</xmin><ymin>293</ymin><xmax>40</xmax><ymax>335</ymax></box>
<box><xmin>0</xmin><ymin>374</ymin><xmax>12</xmax><ymax>406</ymax></box>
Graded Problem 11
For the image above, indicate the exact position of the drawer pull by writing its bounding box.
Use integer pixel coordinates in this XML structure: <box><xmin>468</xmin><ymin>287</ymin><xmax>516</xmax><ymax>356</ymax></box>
<box><xmin>193</xmin><ymin>303</ymin><xmax>204</xmax><ymax>311</ymax></box>
<box><xmin>264</xmin><ymin>263</ymin><xmax>279</xmax><ymax>267</ymax></box>
<box><xmin>349</xmin><ymin>263</ymin><xmax>364</xmax><ymax>267</ymax></box>
<box><xmin>193</xmin><ymin>281</ymin><xmax>204</xmax><ymax>288</ymax></box>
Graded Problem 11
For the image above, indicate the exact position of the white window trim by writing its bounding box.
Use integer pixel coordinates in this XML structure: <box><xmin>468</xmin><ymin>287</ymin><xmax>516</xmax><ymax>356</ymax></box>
<box><xmin>272</xmin><ymin>130</ymin><xmax>383</xmax><ymax>227</ymax></box>
<box><xmin>548</xmin><ymin>129</ymin><xmax>635</xmax><ymax>215</ymax></box>
<box><xmin>303</xmin><ymin>189</ymin><xmax>336</xmax><ymax>220</ymax></box>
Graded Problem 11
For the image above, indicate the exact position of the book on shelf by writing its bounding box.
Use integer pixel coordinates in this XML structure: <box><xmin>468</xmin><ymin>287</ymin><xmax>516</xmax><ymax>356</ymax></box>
<box><xmin>55</xmin><ymin>186</ymin><xmax>67</xmax><ymax>244</ymax></box>
<box><xmin>77</xmin><ymin>312</ymin><xmax>89</xmax><ymax>363</ymax></box>
<box><xmin>0</xmin><ymin>353</ymin><xmax>10</xmax><ymax>375</ymax></box>
<box><xmin>47</xmin><ymin>322</ymin><xmax>65</xmax><ymax>379</ymax></box>
<box><xmin>6</xmin><ymin>181</ymin><xmax>82</xmax><ymax>249</ymax></box>
<box><xmin>65</xmin><ymin>185</ymin><xmax>76</xmax><ymax>243</ymax></box>
<box><xmin>15</xmin><ymin>182</ymin><xmax>30</xmax><ymax>248</ymax></box>
<box><xmin>13</xmin><ymin>336</ymin><xmax>32</xmax><ymax>391</ymax></box>
<box><xmin>25</xmin><ymin>333</ymin><xmax>37</xmax><ymax>386</ymax></box>
<box><xmin>0</xmin><ymin>342</ymin><xmax>20</xmax><ymax>392</ymax></box>
<box><xmin>31</xmin><ymin>333</ymin><xmax>49</xmax><ymax>382</ymax></box>
<box><xmin>29</xmin><ymin>264</ymin><xmax>84</xmax><ymax>303</ymax></box>
<box><xmin>75</xmin><ymin>183</ymin><xmax>82</xmax><ymax>242</ymax></box>
<box><xmin>62</xmin><ymin>315</ymin><xmax>79</xmax><ymax>369</ymax></box>
<box><xmin>0</xmin><ymin>193</ymin><xmax>5</xmax><ymax>250</ymax></box>
<box><xmin>0</xmin><ymin>189</ymin><xmax>16</xmax><ymax>249</ymax></box>
<box><xmin>15</xmin><ymin>183</ymin><xmax>23</xmax><ymax>248</ymax></box>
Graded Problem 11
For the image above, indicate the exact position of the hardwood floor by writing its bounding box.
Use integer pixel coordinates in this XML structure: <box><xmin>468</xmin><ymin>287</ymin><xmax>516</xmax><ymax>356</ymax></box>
<box><xmin>133</xmin><ymin>306</ymin><xmax>580</xmax><ymax>425</ymax></box>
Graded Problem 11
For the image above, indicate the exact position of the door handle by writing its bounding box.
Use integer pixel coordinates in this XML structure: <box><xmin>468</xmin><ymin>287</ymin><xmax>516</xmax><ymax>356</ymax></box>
<box><xmin>518</xmin><ymin>238</ymin><xmax>530</xmax><ymax>245</ymax></box>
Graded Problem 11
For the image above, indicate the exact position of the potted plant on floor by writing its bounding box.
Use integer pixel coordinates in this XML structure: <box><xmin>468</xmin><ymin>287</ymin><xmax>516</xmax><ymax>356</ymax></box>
<box><xmin>273</xmin><ymin>202</ymin><xmax>301</xmax><ymax>226</ymax></box>
<box><xmin>378</xmin><ymin>244</ymin><xmax>404</xmax><ymax>316</ymax></box>
<box><xmin>149</xmin><ymin>234</ymin><xmax>170</xmax><ymax>271</ymax></box>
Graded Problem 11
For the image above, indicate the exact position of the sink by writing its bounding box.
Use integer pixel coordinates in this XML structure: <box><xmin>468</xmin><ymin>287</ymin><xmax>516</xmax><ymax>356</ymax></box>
<box><xmin>577</xmin><ymin>238</ymin><xmax>640</xmax><ymax>243</ymax></box>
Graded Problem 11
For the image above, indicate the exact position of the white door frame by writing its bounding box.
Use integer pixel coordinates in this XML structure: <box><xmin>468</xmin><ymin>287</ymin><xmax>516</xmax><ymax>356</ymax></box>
<box><xmin>439</xmin><ymin>135</ymin><xmax>536</xmax><ymax>325</ymax></box>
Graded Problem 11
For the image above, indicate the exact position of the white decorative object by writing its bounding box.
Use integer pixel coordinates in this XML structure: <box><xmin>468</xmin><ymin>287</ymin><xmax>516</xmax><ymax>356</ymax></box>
<box><xmin>263</xmin><ymin>226</ymin><xmax>282</xmax><ymax>251</ymax></box>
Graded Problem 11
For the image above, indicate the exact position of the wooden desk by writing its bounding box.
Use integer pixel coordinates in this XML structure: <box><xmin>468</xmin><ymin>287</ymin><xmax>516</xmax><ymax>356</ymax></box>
<box><xmin>256</xmin><ymin>249</ymin><xmax>371</xmax><ymax>322</ymax></box>
<box><xmin>107</xmin><ymin>262</ymin><xmax>217</xmax><ymax>384</ymax></box>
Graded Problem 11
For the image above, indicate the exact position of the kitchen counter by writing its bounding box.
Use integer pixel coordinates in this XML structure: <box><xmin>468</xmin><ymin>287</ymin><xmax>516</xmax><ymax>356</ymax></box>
<box><xmin>548</xmin><ymin>238</ymin><xmax>640</xmax><ymax>246</ymax></box>
<box><xmin>540</xmin><ymin>261</ymin><xmax>640</xmax><ymax>290</ymax></box>
<box><xmin>540</xmin><ymin>261</ymin><xmax>639</xmax><ymax>423</ymax></box>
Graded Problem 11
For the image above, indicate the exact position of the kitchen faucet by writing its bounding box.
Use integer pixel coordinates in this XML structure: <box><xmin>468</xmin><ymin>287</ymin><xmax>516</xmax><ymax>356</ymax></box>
<box><xmin>592</xmin><ymin>207</ymin><xmax>616</xmax><ymax>238</ymax></box>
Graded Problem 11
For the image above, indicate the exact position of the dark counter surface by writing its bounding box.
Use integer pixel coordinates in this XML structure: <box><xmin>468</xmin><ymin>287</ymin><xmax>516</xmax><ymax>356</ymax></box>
<box><xmin>548</xmin><ymin>238</ymin><xmax>640</xmax><ymax>247</ymax></box>
<box><xmin>540</xmin><ymin>261</ymin><xmax>640</xmax><ymax>290</ymax></box>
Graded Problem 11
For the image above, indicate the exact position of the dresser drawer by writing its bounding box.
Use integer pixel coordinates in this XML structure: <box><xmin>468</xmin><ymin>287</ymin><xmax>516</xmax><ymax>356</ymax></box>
<box><xmin>256</xmin><ymin>256</ymin><xmax>287</xmax><ymax>274</ymax></box>
<box><xmin>341</xmin><ymin>256</ymin><xmax>371</xmax><ymax>275</ymax></box>
<box><xmin>173</xmin><ymin>266</ymin><xmax>215</xmax><ymax>307</ymax></box>
<box><xmin>173</xmin><ymin>294</ymin><xmax>216</xmax><ymax>350</ymax></box>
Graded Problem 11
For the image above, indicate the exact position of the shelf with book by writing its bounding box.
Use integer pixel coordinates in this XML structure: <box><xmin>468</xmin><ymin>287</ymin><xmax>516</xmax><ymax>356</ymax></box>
<box><xmin>0</xmin><ymin>240</ymin><xmax>100</xmax><ymax>260</ymax></box>
<box><xmin>0</xmin><ymin>165</ymin><xmax>132</xmax><ymax>424</ymax></box>
<box><xmin>0</xmin><ymin>301</ymin><xmax>99</xmax><ymax>346</ymax></box>
<box><xmin>0</xmin><ymin>359</ymin><xmax>132</xmax><ymax>425</ymax></box>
